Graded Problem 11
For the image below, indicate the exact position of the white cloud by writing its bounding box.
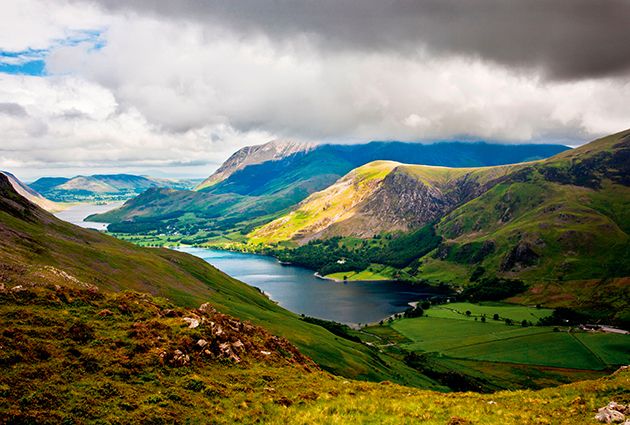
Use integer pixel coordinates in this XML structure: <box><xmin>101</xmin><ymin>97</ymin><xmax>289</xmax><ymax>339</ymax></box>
<box><xmin>0</xmin><ymin>0</ymin><xmax>628</xmax><ymax>179</ymax></box>
<box><xmin>0</xmin><ymin>0</ymin><xmax>105</xmax><ymax>51</ymax></box>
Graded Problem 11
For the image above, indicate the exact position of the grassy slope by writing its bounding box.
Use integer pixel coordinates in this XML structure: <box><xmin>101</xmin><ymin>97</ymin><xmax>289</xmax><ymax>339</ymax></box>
<box><xmin>0</xmin><ymin>175</ymin><xmax>440</xmax><ymax>388</ymax></box>
<box><xmin>2</xmin><ymin>282</ymin><xmax>628</xmax><ymax>424</ymax></box>
<box><xmin>431</xmin><ymin>130</ymin><xmax>630</xmax><ymax>319</ymax></box>
<box><xmin>249</xmin><ymin>161</ymin><xmax>400</xmax><ymax>244</ymax></box>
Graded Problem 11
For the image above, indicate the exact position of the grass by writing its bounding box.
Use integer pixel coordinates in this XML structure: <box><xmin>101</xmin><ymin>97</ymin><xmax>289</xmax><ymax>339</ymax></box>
<box><xmin>2</xmin><ymin>282</ymin><xmax>629</xmax><ymax>424</ymax></box>
<box><xmin>326</xmin><ymin>264</ymin><xmax>397</xmax><ymax>281</ymax></box>
<box><xmin>390</xmin><ymin>313</ymin><xmax>629</xmax><ymax>371</ymax></box>
<box><xmin>427</xmin><ymin>302</ymin><xmax>553</xmax><ymax>323</ymax></box>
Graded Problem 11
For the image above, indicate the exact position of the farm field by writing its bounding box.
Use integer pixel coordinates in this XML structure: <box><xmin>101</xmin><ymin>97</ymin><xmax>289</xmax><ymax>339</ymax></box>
<box><xmin>386</xmin><ymin>303</ymin><xmax>629</xmax><ymax>371</ymax></box>
<box><xmin>426</xmin><ymin>302</ymin><xmax>553</xmax><ymax>323</ymax></box>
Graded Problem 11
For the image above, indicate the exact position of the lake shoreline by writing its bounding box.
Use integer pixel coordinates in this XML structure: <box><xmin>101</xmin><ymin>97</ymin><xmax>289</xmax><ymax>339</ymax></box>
<box><xmin>174</xmin><ymin>246</ymin><xmax>443</xmax><ymax>325</ymax></box>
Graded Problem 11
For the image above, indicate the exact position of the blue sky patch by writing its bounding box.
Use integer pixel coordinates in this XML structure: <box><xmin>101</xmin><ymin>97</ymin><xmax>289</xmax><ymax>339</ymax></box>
<box><xmin>0</xmin><ymin>29</ymin><xmax>105</xmax><ymax>76</ymax></box>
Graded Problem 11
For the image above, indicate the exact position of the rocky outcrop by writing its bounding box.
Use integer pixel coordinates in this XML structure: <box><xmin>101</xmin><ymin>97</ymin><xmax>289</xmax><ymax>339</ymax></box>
<box><xmin>318</xmin><ymin>167</ymin><xmax>506</xmax><ymax>239</ymax></box>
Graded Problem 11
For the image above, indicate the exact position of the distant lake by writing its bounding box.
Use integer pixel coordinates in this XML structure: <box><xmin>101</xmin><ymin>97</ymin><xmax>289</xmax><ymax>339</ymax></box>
<box><xmin>176</xmin><ymin>246</ymin><xmax>439</xmax><ymax>325</ymax></box>
<box><xmin>55</xmin><ymin>202</ymin><xmax>123</xmax><ymax>230</ymax></box>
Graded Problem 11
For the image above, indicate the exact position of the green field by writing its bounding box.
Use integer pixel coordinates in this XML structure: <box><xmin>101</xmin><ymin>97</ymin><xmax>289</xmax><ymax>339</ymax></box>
<box><xmin>426</xmin><ymin>302</ymin><xmax>553</xmax><ymax>323</ymax></box>
<box><xmin>390</xmin><ymin>313</ymin><xmax>629</xmax><ymax>370</ymax></box>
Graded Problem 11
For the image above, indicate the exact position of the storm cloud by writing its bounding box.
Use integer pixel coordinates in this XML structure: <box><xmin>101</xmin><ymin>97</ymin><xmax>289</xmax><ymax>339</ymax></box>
<box><xmin>87</xmin><ymin>0</ymin><xmax>630</xmax><ymax>80</ymax></box>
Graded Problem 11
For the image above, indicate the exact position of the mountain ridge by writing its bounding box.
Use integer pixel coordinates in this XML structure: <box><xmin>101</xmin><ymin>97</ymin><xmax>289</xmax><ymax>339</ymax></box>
<box><xmin>92</xmin><ymin>141</ymin><xmax>569</xmax><ymax>239</ymax></box>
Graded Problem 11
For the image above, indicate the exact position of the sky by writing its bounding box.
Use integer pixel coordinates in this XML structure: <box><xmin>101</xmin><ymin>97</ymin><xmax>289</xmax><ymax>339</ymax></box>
<box><xmin>1</xmin><ymin>0</ymin><xmax>629</xmax><ymax>181</ymax></box>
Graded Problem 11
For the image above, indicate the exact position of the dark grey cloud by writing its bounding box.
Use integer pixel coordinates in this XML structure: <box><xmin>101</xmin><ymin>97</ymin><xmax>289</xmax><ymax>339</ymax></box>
<box><xmin>0</xmin><ymin>102</ymin><xmax>28</xmax><ymax>117</ymax></box>
<box><xmin>86</xmin><ymin>0</ymin><xmax>630</xmax><ymax>80</ymax></box>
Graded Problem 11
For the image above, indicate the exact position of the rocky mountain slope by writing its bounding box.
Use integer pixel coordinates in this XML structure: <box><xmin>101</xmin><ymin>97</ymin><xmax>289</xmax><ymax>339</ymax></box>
<box><xmin>250</xmin><ymin>161</ymin><xmax>525</xmax><ymax>244</ymax></box>
<box><xmin>0</xmin><ymin>170</ymin><xmax>60</xmax><ymax>212</ymax></box>
<box><xmin>92</xmin><ymin>141</ymin><xmax>568</xmax><ymax>239</ymax></box>
<box><xmin>30</xmin><ymin>173</ymin><xmax>198</xmax><ymax>202</ymax></box>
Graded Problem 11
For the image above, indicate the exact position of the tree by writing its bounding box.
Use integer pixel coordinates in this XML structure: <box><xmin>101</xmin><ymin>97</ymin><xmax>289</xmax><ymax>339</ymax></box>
<box><xmin>521</xmin><ymin>320</ymin><xmax>529</xmax><ymax>327</ymax></box>
<box><xmin>493</xmin><ymin>313</ymin><xmax>500</xmax><ymax>321</ymax></box>
<box><xmin>481</xmin><ymin>316</ymin><xmax>486</xmax><ymax>323</ymax></box>
<box><xmin>505</xmin><ymin>318</ymin><xmax>513</xmax><ymax>326</ymax></box>
<box><xmin>465</xmin><ymin>310</ymin><xmax>472</xmax><ymax>317</ymax></box>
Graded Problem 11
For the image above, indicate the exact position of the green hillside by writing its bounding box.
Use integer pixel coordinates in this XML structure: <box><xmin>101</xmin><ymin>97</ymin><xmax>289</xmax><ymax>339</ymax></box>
<box><xmin>3</xmin><ymin>279</ymin><xmax>628</xmax><ymax>424</ymax></box>
<box><xmin>0</xmin><ymin>173</ymin><xmax>439</xmax><ymax>388</ymax></box>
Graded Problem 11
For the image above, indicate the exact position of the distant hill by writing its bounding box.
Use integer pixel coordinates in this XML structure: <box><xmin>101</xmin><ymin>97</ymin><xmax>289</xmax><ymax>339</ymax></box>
<box><xmin>262</xmin><ymin>130</ymin><xmax>630</xmax><ymax>325</ymax></box>
<box><xmin>0</xmin><ymin>170</ymin><xmax>59</xmax><ymax>212</ymax></box>
<box><xmin>92</xmin><ymin>141</ymin><xmax>569</xmax><ymax>238</ymax></box>
<box><xmin>30</xmin><ymin>173</ymin><xmax>201</xmax><ymax>202</ymax></box>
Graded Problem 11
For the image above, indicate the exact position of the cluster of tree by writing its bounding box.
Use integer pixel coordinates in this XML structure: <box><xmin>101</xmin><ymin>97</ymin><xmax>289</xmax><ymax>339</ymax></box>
<box><xmin>273</xmin><ymin>224</ymin><xmax>441</xmax><ymax>275</ymax></box>
<box><xmin>461</xmin><ymin>276</ymin><xmax>526</xmax><ymax>302</ymax></box>
<box><xmin>537</xmin><ymin>307</ymin><xmax>591</xmax><ymax>326</ymax></box>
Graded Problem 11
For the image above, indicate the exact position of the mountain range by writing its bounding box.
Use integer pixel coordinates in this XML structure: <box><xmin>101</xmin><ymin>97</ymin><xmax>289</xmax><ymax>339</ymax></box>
<box><xmin>92</xmin><ymin>140</ymin><xmax>569</xmax><ymax>238</ymax></box>
<box><xmin>30</xmin><ymin>173</ymin><xmax>200</xmax><ymax>202</ymax></box>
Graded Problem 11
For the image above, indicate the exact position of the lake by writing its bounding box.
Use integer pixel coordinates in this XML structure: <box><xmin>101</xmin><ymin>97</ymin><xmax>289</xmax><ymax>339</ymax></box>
<box><xmin>54</xmin><ymin>203</ymin><xmax>439</xmax><ymax>324</ymax></box>
<box><xmin>55</xmin><ymin>202</ymin><xmax>124</xmax><ymax>230</ymax></box>
<box><xmin>176</xmin><ymin>246</ymin><xmax>438</xmax><ymax>325</ymax></box>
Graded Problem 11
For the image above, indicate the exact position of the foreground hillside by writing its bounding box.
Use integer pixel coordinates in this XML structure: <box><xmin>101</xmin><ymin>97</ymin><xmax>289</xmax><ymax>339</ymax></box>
<box><xmin>1</xmin><ymin>280</ymin><xmax>628</xmax><ymax>424</ymax></box>
<box><xmin>92</xmin><ymin>141</ymin><xmax>568</xmax><ymax>242</ymax></box>
<box><xmin>248</xmin><ymin>130</ymin><xmax>630</xmax><ymax>325</ymax></box>
<box><xmin>0</xmin><ymin>173</ymin><xmax>438</xmax><ymax>387</ymax></box>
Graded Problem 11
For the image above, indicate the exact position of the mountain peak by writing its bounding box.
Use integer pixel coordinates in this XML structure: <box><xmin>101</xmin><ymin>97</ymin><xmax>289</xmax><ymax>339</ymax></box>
<box><xmin>195</xmin><ymin>139</ymin><xmax>316</xmax><ymax>190</ymax></box>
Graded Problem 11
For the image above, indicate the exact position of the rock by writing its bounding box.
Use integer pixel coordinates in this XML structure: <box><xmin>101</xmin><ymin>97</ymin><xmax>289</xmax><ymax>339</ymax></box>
<box><xmin>614</xmin><ymin>365</ymin><xmax>629</xmax><ymax>375</ymax></box>
<box><xmin>183</xmin><ymin>317</ymin><xmax>200</xmax><ymax>329</ymax></box>
<box><xmin>172</xmin><ymin>349</ymin><xmax>190</xmax><ymax>366</ymax></box>
<box><xmin>97</xmin><ymin>309</ymin><xmax>114</xmax><ymax>317</ymax></box>
<box><xmin>500</xmin><ymin>241</ymin><xmax>539</xmax><ymax>271</ymax></box>
<box><xmin>162</xmin><ymin>309</ymin><xmax>179</xmax><ymax>318</ymax></box>
<box><xmin>198</xmin><ymin>303</ymin><xmax>216</xmax><ymax>314</ymax></box>
<box><xmin>260</xmin><ymin>350</ymin><xmax>271</xmax><ymax>356</ymax></box>
<box><xmin>595</xmin><ymin>407</ymin><xmax>625</xmax><ymax>423</ymax></box>
<box><xmin>232</xmin><ymin>340</ymin><xmax>245</xmax><ymax>351</ymax></box>
<box><xmin>10</xmin><ymin>285</ymin><xmax>25</xmax><ymax>292</ymax></box>
<box><xmin>197</xmin><ymin>339</ymin><xmax>208</xmax><ymax>348</ymax></box>
<box><xmin>0</xmin><ymin>282</ymin><xmax>5</xmax><ymax>291</ymax></box>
